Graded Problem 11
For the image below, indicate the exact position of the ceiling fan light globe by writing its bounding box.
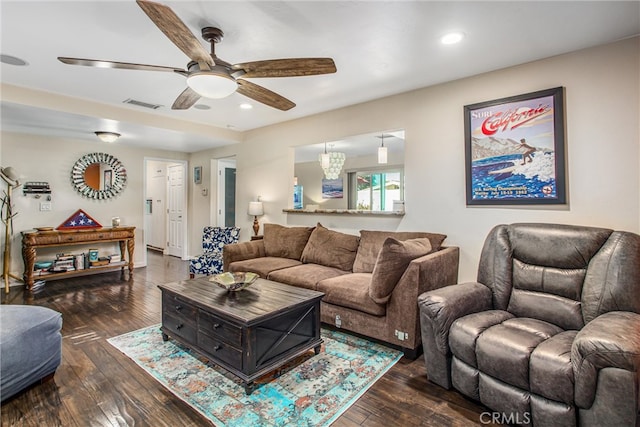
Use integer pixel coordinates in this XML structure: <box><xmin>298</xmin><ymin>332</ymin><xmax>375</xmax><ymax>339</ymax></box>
<box><xmin>187</xmin><ymin>72</ymin><xmax>238</xmax><ymax>99</ymax></box>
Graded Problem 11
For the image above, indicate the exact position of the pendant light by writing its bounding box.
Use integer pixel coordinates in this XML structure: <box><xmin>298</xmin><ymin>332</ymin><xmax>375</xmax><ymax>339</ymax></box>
<box><xmin>318</xmin><ymin>143</ymin><xmax>346</xmax><ymax>179</ymax></box>
<box><xmin>378</xmin><ymin>134</ymin><xmax>388</xmax><ymax>164</ymax></box>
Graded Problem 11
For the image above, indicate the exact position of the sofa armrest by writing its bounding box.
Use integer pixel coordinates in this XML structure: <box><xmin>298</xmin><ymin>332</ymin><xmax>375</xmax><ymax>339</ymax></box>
<box><xmin>418</xmin><ymin>282</ymin><xmax>492</xmax><ymax>354</ymax></box>
<box><xmin>411</xmin><ymin>246</ymin><xmax>460</xmax><ymax>295</ymax></box>
<box><xmin>222</xmin><ymin>240</ymin><xmax>265</xmax><ymax>272</ymax></box>
<box><xmin>417</xmin><ymin>281</ymin><xmax>492</xmax><ymax>388</ymax></box>
<box><xmin>572</xmin><ymin>311</ymin><xmax>640</xmax><ymax>408</ymax></box>
<box><xmin>384</xmin><ymin>246</ymin><xmax>460</xmax><ymax>350</ymax></box>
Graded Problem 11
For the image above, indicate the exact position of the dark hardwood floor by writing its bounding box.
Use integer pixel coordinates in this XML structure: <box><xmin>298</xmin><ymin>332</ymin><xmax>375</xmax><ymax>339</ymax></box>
<box><xmin>1</xmin><ymin>250</ymin><xmax>497</xmax><ymax>426</ymax></box>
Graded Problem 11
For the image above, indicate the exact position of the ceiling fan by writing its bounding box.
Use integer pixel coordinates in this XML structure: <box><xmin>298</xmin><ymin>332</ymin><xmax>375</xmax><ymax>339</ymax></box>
<box><xmin>58</xmin><ymin>0</ymin><xmax>336</xmax><ymax>111</ymax></box>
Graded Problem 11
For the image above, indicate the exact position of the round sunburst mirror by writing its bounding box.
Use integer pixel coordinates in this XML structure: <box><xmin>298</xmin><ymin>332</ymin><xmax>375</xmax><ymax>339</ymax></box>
<box><xmin>71</xmin><ymin>152</ymin><xmax>127</xmax><ymax>200</ymax></box>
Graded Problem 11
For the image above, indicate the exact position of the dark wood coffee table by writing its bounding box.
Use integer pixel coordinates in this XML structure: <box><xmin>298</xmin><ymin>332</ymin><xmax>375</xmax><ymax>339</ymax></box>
<box><xmin>158</xmin><ymin>277</ymin><xmax>324</xmax><ymax>394</ymax></box>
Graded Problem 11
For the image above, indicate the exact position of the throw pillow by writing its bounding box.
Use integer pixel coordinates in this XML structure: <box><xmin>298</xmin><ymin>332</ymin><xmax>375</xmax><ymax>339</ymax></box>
<box><xmin>263</xmin><ymin>223</ymin><xmax>314</xmax><ymax>260</ymax></box>
<box><xmin>353</xmin><ymin>230</ymin><xmax>446</xmax><ymax>273</ymax></box>
<box><xmin>369</xmin><ymin>237</ymin><xmax>433</xmax><ymax>304</ymax></box>
<box><xmin>301</xmin><ymin>223</ymin><xmax>360</xmax><ymax>271</ymax></box>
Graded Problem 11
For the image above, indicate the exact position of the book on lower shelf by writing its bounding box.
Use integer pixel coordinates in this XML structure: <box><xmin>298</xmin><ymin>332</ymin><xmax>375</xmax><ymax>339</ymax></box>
<box><xmin>89</xmin><ymin>260</ymin><xmax>126</xmax><ymax>268</ymax></box>
<box><xmin>75</xmin><ymin>253</ymin><xmax>85</xmax><ymax>270</ymax></box>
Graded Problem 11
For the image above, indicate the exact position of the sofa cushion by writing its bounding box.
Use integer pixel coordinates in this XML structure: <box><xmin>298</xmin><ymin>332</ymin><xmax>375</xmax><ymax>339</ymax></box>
<box><xmin>301</xmin><ymin>223</ymin><xmax>360</xmax><ymax>271</ymax></box>
<box><xmin>450</xmin><ymin>310</ymin><xmax>515</xmax><ymax>368</ymax></box>
<box><xmin>267</xmin><ymin>264</ymin><xmax>349</xmax><ymax>291</ymax></box>
<box><xmin>317</xmin><ymin>273</ymin><xmax>386</xmax><ymax>316</ymax></box>
<box><xmin>369</xmin><ymin>237</ymin><xmax>433</xmax><ymax>304</ymax></box>
<box><xmin>353</xmin><ymin>230</ymin><xmax>447</xmax><ymax>273</ymax></box>
<box><xmin>530</xmin><ymin>330</ymin><xmax>577</xmax><ymax>404</ymax></box>
<box><xmin>263</xmin><ymin>223</ymin><xmax>314</xmax><ymax>260</ymax></box>
<box><xmin>228</xmin><ymin>256</ymin><xmax>302</xmax><ymax>278</ymax></box>
<box><xmin>476</xmin><ymin>318</ymin><xmax>564</xmax><ymax>391</ymax></box>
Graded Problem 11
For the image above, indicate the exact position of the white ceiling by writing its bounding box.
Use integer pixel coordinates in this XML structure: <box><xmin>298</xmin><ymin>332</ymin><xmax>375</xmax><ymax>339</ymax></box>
<box><xmin>1</xmin><ymin>1</ymin><xmax>639</xmax><ymax>153</ymax></box>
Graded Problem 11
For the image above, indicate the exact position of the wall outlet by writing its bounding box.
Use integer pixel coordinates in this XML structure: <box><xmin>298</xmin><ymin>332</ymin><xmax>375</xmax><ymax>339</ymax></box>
<box><xmin>335</xmin><ymin>315</ymin><xmax>342</xmax><ymax>328</ymax></box>
<box><xmin>395</xmin><ymin>330</ymin><xmax>408</xmax><ymax>341</ymax></box>
<box><xmin>39</xmin><ymin>202</ymin><xmax>52</xmax><ymax>211</ymax></box>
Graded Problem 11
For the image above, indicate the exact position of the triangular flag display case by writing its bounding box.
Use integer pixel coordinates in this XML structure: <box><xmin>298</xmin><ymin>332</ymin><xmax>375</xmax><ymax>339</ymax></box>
<box><xmin>56</xmin><ymin>209</ymin><xmax>102</xmax><ymax>230</ymax></box>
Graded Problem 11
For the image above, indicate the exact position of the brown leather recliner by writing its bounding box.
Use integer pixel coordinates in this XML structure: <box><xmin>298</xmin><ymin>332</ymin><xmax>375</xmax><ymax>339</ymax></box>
<box><xmin>418</xmin><ymin>223</ymin><xmax>640</xmax><ymax>427</ymax></box>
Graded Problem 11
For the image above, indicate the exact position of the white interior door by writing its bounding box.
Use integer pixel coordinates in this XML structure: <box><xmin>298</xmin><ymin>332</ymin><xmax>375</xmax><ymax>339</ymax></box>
<box><xmin>166</xmin><ymin>163</ymin><xmax>186</xmax><ymax>258</ymax></box>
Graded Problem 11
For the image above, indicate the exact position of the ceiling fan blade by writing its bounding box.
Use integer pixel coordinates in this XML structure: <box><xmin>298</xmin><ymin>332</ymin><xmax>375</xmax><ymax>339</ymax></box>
<box><xmin>171</xmin><ymin>87</ymin><xmax>201</xmax><ymax>110</ymax></box>
<box><xmin>233</xmin><ymin>58</ymin><xmax>336</xmax><ymax>78</ymax></box>
<box><xmin>236</xmin><ymin>79</ymin><xmax>295</xmax><ymax>111</ymax></box>
<box><xmin>58</xmin><ymin>57</ymin><xmax>185</xmax><ymax>73</ymax></box>
<box><xmin>136</xmin><ymin>0</ymin><xmax>213</xmax><ymax>68</ymax></box>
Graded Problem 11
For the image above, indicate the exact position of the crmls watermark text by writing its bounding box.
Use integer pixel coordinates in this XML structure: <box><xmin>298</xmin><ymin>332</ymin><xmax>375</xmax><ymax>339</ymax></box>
<box><xmin>480</xmin><ymin>411</ymin><xmax>531</xmax><ymax>425</ymax></box>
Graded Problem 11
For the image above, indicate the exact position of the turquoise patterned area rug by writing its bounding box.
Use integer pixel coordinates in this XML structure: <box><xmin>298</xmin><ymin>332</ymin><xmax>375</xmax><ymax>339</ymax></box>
<box><xmin>107</xmin><ymin>325</ymin><xmax>402</xmax><ymax>427</ymax></box>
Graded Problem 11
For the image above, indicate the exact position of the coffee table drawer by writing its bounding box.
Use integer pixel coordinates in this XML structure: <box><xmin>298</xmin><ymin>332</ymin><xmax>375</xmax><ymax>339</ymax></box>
<box><xmin>162</xmin><ymin>293</ymin><xmax>197</xmax><ymax>324</ymax></box>
<box><xmin>199</xmin><ymin>310</ymin><xmax>242</xmax><ymax>347</ymax></box>
<box><xmin>163</xmin><ymin>313</ymin><xmax>197</xmax><ymax>344</ymax></box>
<box><xmin>199</xmin><ymin>333</ymin><xmax>242</xmax><ymax>370</ymax></box>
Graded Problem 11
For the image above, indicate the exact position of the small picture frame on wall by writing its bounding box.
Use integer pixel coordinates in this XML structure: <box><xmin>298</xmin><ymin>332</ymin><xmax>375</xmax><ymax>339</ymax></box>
<box><xmin>194</xmin><ymin>166</ymin><xmax>202</xmax><ymax>184</ymax></box>
<box><xmin>463</xmin><ymin>86</ymin><xmax>566</xmax><ymax>205</ymax></box>
<box><xmin>322</xmin><ymin>178</ymin><xmax>344</xmax><ymax>199</ymax></box>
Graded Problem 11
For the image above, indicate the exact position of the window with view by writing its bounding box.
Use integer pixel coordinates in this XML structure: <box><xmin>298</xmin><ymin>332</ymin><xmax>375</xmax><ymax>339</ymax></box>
<box><xmin>347</xmin><ymin>168</ymin><xmax>404</xmax><ymax>211</ymax></box>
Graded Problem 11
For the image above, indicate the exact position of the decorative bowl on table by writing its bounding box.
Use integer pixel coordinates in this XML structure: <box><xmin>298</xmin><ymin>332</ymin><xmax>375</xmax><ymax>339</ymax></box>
<box><xmin>209</xmin><ymin>272</ymin><xmax>259</xmax><ymax>292</ymax></box>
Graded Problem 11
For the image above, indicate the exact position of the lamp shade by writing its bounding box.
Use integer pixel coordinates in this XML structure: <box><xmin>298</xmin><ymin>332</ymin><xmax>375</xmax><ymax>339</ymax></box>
<box><xmin>248</xmin><ymin>201</ymin><xmax>264</xmax><ymax>216</ymax></box>
<box><xmin>187</xmin><ymin>72</ymin><xmax>238</xmax><ymax>99</ymax></box>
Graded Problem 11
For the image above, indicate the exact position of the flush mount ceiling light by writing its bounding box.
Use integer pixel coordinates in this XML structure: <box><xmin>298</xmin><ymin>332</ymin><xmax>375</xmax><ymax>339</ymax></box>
<box><xmin>186</xmin><ymin>70</ymin><xmax>238</xmax><ymax>99</ymax></box>
<box><xmin>239</xmin><ymin>103</ymin><xmax>253</xmax><ymax>110</ymax></box>
<box><xmin>95</xmin><ymin>131</ymin><xmax>121</xmax><ymax>143</ymax></box>
<box><xmin>441</xmin><ymin>31</ymin><xmax>465</xmax><ymax>45</ymax></box>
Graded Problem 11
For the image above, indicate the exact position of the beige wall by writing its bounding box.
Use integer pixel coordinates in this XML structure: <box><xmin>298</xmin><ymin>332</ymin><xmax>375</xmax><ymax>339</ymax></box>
<box><xmin>1</xmin><ymin>37</ymin><xmax>638</xmax><ymax>285</ymax></box>
<box><xmin>192</xmin><ymin>37</ymin><xmax>640</xmax><ymax>281</ymax></box>
<box><xmin>1</xmin><ymin>133</ymin><xmax>188</xmax><ymax>277</ymax></box>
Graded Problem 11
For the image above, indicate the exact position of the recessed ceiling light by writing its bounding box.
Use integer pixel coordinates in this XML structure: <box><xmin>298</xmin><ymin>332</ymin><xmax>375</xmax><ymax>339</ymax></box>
<box><xmin>0</xmin><ymin>54</ymin><xmax>28</xmax><ymax>66</ymax></box>
<box><xmin>239</xmin><ymin>103</ymin><xmax>253</xmax><ymax>110</ymax></box>
<box><xmin>194</xmin><ymin>104</ymin><xmax>211</xmax><ymax>110</ymax></box>
<box><xmin>441</xmin><ymin>32</ymin><xmax>465</xmax><ymax>45</ymax></box>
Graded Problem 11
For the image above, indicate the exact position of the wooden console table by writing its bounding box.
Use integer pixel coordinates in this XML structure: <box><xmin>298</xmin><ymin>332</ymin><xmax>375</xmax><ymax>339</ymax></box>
<box><xmin>21</xmin><ymin>227</ymin><xmax>135</xmax><ymax>291</ymax></box>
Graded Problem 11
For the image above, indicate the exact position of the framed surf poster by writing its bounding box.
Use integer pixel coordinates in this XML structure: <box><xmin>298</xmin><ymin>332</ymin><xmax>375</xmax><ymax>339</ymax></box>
<box><xmin>464</xmin><ymin>87</ymin><xmax>566</xmax><ymax>205</ymax></box>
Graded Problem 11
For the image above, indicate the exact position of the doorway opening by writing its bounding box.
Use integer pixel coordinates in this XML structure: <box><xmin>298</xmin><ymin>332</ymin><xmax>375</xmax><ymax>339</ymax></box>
<box><xmin>212</xmin><ymin>158</ymin><xmax>237</xmax><ymax>227</ymax></box>
<box><xmin>144</xmin><ymin>158</ymin><xmax>188</xmax><ymax>265</ymax></box>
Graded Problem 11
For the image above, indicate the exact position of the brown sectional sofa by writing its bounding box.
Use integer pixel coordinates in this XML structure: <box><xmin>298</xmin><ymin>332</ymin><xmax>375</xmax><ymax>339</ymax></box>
<box><xmin>223</xmin><ymin>223</ymin><xmax>459</xmax><ymax>358</ymax></box>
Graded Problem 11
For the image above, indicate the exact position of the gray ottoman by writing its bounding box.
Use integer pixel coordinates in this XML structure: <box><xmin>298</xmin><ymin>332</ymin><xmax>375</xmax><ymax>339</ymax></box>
<box><xmin>1</xmin><ymin>305</ymin><xmax>62</xmax><ymax>402</ymax></box>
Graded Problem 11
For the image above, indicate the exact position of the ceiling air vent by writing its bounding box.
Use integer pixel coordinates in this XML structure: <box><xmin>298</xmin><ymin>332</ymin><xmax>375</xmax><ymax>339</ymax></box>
<box><xmin>123</xmin><ymin>98</ymin><xmax>162</xmax><ymax>110</ymax></box>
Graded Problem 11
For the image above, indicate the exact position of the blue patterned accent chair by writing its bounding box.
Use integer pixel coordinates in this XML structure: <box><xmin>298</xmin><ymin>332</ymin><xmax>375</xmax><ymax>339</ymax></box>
<box><xmin>189</xmin><ymin>226</ymin><xmax>240</xmax><ymax>277</ymax></box>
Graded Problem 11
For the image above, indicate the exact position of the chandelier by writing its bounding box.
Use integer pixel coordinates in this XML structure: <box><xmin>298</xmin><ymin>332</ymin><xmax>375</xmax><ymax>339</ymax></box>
<box><xmin>319</xmin><ymin>143</ymin><xmax>346</xmax><ymax>180</ymax></box>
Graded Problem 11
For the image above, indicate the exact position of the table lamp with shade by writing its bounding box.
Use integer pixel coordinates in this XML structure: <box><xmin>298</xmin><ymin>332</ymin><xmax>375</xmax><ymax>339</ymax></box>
<box><xmin>248</xmin><ymin>200</ymin><xmax>264</xmax><ymax>236</ymax></box>
<box><xmin>1</xmin><ymin>166</ymin><xmax>20</xmax><ymax>293</ymax></box>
